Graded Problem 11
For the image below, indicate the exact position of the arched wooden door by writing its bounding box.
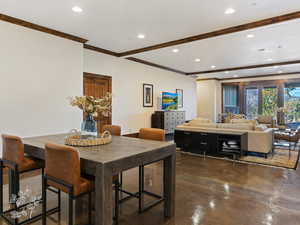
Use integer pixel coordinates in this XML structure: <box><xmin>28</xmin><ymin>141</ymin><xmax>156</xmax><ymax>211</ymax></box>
<box><xmin>83</xmin><ymin>72</ymin><xmax>112</xmax><ymax>133</ymax></box>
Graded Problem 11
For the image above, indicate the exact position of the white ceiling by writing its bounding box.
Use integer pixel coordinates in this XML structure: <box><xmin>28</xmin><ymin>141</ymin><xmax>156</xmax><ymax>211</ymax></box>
<box><xmin>134</xmin><ymin>19</ymin><xmax>300</xmax><ymax>72</ymax></box>
<box><xmin>196</xmin><ymin>63</ymin><xmax>300</xmax><ymax>79</ymax></box>
<box><xmin>1</xmin><ymin>0</ymin><xmax>300</xmax><ymax>78</ymax></box>
<box><xmin>1</xmin><ymin>0</ymin><xmax>300</xmax><ymax>52</ymax></box>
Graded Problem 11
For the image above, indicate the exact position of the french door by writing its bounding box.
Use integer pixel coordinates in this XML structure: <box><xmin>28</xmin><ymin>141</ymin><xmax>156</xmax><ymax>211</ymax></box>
<box><xmin>245</xmin><ymin>86</ymin><xmax>278</xmax><ymax>118</ymax></box>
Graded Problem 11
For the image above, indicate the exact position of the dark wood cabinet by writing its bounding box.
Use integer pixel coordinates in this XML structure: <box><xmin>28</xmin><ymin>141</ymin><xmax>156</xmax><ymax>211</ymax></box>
<box><xmin>151</xmin><ymin>111</ymin><xmax>185</xmax><ymax>134</ymax></box>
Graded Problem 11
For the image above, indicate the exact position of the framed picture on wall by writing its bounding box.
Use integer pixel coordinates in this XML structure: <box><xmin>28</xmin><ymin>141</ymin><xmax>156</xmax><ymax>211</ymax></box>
<box><xmin>176</xmin><ymin>89</ymin><xmax>183</xmax><ymax>108</ymax></box>
<box><xmin>143</xmin><ymin>83</ymin><xmax>153</xmax><ymax>107</ymax></box>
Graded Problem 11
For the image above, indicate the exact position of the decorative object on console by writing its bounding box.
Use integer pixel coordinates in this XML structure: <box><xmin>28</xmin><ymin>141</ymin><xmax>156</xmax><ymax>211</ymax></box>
<box><xmin>176</xmin><ymin>89</ymin><xmax>183</xmax><ymax>108</ymax></box>
<box><xmin>69</xmin><ymin>93</ymin><xmax>112</xmax><ymax>136</ymax></box>
<box><xmin>143</xmin><ymin>83</ymin><xmax>153</xmax><ymax>107</ymax></box>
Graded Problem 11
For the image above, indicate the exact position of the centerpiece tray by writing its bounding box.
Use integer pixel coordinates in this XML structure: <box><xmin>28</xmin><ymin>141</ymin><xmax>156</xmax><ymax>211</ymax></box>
<box><xmin>65</xmin><ymin>131</ymin><xmax>112</xmax><ymax>146</ymax></box>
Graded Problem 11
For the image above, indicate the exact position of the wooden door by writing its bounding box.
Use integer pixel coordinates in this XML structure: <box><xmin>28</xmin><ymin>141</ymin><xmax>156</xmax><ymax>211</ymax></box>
<box><xmin>83</xmin><ymin>73</ymin><xmax>112</xmax><ymax>133</ymax></box>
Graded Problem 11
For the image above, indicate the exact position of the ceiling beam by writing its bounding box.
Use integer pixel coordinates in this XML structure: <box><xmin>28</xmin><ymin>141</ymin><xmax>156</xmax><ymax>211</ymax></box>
<box><xmin>187</xmin><ymin>60</ymin><xmax>300</xmax><ymax>75</ymax></box>
<box><xmin>197</xmin><ymin>71</ymin><xmax>300</xmax><ymax>81</ymax></box>
<box><xmin>118</xmin><ymin>11</ymin><xmax>300</xmax><ymax>57</ymax></box>
<box><xmin>0</xmin><ymin>13</ymin><xmax>88</xmax><ymax>43</ymax></box>
<box><xmin>127</xmin><ymin>57</ymin><xmax>187</xmax><ymax>75</ymax></box>
<box><xmin>84</xmin><ymin>44</ymin><xmax>120</xmax><ymax>57</ymax></box>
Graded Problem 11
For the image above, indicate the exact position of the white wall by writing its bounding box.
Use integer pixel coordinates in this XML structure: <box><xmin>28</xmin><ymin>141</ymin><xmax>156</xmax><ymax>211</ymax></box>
<box><xmin>0</xmin><ymin>21</ymin><xmax>83</xmax><ymax>153</ymax></box>
<box><xmin>83</xmin><ymin>49</ymin><xmax>197</xmax><ymax>134</ymax></box>
<box><xmin>197</xmin><ymin>80</ymin><xmax>220</xmax><ymax>122</ymax></box>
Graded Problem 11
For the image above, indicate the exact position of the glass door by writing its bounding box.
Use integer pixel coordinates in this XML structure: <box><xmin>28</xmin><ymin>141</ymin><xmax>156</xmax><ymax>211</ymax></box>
<box><xmin>262</xmin><ymin>87</ymin><xmax>278</xmax><ymax>116</ymax></box>
<box><xmin>245</xmin><ymin>88</ymin><xmax>259</xmax><ymax>119</ymax></box>
<box><xmin>285</xmin><ymin>83</ymin><xmax>300</xmax><ymax>123</ymax></box>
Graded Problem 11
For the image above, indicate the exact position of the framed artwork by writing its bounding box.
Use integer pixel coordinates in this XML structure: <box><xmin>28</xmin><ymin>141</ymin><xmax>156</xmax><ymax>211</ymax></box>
<box><xmin>143</xmin><ymin>83</ymin><xmax>153</xmax><ymax>107</ymax></box>
<box><xmin>176</xmin><ymin>89</ymin><xmax>183</xmax><ymax>108</ymax></box>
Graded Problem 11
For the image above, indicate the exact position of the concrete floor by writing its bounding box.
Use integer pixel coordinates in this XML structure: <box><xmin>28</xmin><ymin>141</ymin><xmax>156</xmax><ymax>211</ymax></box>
<box><xmin>1</xmin><ymin>152</ymin><xmax>300</xmax><ymax>225</ymax></box>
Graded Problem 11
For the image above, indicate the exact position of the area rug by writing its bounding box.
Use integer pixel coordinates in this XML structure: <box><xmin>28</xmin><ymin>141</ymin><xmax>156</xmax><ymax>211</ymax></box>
<box><xmin>240</xmin><ymin>148</ymin><xmax>299</xmax><ymax>169</ymax></box>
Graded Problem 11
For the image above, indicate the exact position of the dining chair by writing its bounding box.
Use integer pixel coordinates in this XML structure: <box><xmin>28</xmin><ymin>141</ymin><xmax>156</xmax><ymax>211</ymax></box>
<box><xmin>42</xmin><ymin>143</ymin><xmax>94</xmax><ymax>225</ymax></box>
<box><xmin>138</xmin><ymin>128</ymin><xmax>165</xmax><ymax>213</ymax></box>
<box><xmin>0</xmin><ymin>134</ymin><xmax>58</xmax><ymax>225</ymax></box>
<box><xmin>103</xmin><ymin>125</ymin><xmax>121</xmax><ymax>136</ymax></box>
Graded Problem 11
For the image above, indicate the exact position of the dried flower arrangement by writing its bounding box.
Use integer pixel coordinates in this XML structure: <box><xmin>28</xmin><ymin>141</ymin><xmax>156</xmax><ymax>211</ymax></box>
<box><xmin>69</xmin><ymin>93</ymin><xmax>112</xmax><ymax>117</ymax></box>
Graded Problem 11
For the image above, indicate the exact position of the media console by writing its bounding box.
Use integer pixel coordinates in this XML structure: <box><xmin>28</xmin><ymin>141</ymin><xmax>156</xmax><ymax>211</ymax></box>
<box><xmin>174</xmin><ymin>128</ymin><xmax>248</xmax><ymax>159</ymax></box>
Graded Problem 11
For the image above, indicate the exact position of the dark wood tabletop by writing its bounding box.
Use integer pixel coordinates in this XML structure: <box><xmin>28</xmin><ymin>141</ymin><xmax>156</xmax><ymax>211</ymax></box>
<box><xmin>21</xmin><ymin>133</ymin><xmax>176</xmax><ymax>225</ymax></box>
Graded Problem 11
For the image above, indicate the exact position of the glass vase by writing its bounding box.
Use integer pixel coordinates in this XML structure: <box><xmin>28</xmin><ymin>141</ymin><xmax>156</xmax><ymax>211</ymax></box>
<box><xmin>81</xmin><ymin>114</ymin><xmax>97</xmax><ymax>137</ymax></box>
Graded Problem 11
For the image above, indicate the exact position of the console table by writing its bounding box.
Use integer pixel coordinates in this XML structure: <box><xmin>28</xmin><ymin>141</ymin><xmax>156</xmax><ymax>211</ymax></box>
<box><xmin>174</xmin><ymin>128</ymin><xmax>248</xmax><ymax>159</ymax></box>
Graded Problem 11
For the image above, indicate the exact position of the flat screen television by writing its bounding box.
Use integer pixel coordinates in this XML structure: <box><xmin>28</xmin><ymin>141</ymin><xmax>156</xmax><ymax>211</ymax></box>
<box><xmin>162</xmin><ymin>92</ymin><xmax>178</xmax><ymax>110</ymax></box>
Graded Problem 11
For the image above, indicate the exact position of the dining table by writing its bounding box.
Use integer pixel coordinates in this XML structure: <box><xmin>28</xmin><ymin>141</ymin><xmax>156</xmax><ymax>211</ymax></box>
<box><xmin>12</xmin><ymin>133</ymin><xmax>176</xmax><ymax>225</ymax></box>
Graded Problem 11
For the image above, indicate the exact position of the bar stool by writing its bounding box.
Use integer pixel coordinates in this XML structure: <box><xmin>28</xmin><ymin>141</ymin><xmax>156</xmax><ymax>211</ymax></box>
<box><xmin>42</xmin><ymin>143</ymin><xmax>95</xmax><ymax>225</ymax></box>
<box><xmin>0</xmin><ymin>134</ymin><xmax>49</xmax><ymax>225</ymax></box>
<box><xmin>138</xmin><ymin>128</ymin><xmax>165</xmax><ymax>213</ymax></box>
<box><xmin>103</xmin><ymin>125</ymin><xmax>121</xmax><ymax>136</ymax></box>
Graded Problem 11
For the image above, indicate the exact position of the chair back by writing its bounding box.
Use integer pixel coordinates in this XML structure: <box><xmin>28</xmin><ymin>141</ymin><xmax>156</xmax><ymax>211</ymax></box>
<box><xmin>103</xmin><ymin>125</ymin><xmax>121</xmax><ymax>136</ymax></box>
<box><xmin>138</xmin><ymin>128</ymin><xmax>165</xmax><ymax>141</ymax></box>
<box><xmin>45</xmin><ymin>143</ymin><xmax>81</xmax><ymax>193</ymax></box>
<box><xmin>1</xmin><ymin>134</ymin><xmax>24</xmax><ymax>165</ymax></box>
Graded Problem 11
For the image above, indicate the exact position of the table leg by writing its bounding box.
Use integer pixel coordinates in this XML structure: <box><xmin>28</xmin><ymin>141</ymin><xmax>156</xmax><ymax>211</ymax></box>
<box><xmin>8</xmin><ymin>169</ymin><xmax>15</xmax><ymax>198</ymax></box>
<box><xmin>95</xmin><ymin>164</ymin><xmax>113</xmax><ymax>225</ymax></box>
<box><xmin>163</xmin><ymin>153</ymin><xmax>176</xmax><ymax>218</ymax></box>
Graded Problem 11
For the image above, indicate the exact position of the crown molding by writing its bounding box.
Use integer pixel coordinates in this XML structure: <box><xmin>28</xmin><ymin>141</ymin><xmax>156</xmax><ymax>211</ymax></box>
<box><xmin>188</xmin><ymin>60</ymin><xmax>300</xmax><ymax>75</ymax></box>
<box><xmin>118</xmin><ymin>11</ymin><xmax>300</xmax><ymax>57</ymax></box>
<box><xmin>84</xmin><ymin>44</ymin><xmax>120</xmax><ymax>57</ymax></box>
<box><xmin>0</xmin><ymin>13</ymin><xmax>88</xmax><ymax>43</ymax></box>
<box><xmin>197</xmin><ymin>71</ymin><xmax>300</xmax><ymax>81</ymax></box>
<box><xmin>127</xmin><ymin>57</ymin><xmax>187</xmax><ymax>75</ymax></box>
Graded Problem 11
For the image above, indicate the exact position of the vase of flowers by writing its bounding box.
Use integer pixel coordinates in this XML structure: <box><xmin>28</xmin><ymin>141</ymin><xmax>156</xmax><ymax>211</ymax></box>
<box><xmin>69</xmin><ymin>93</ymin><xmax>112</xmax><ymax>136</ymax></box>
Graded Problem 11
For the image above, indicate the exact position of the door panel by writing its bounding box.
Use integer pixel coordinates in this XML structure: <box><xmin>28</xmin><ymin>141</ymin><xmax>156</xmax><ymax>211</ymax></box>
<box><xmin>83</xmin><ymin>73</ymin><xmax>112</xmax><ymax>134</ymax></box>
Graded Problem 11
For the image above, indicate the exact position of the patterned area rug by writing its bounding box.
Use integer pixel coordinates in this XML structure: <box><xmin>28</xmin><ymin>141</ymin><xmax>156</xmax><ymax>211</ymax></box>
<box><xmin>240</xmin><ymin>148</ymin><xmax>299</xmax><ymax>169</ymax></box>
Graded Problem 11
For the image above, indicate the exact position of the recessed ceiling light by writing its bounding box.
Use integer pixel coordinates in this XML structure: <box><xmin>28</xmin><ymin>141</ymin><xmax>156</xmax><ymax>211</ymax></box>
<box><xmin>211</xmin><ymin>65</ymin><xmax>216</xmax><ymax>69</ymax></box>
<box><xmin>225</xmin><ymin>8</ymin><xmax>235</xmax><ymax>15</ymax></box>
<box><xmin>274</xmin><ymin>66</ymin><xmax>279</xmax><ymax>69</ymax></box>
<box><xmin>172</xmin><ymin>49</ymin><xmax>179</xmax><ymax>53</ymax></box>
<box><xmin>247</xmin><ymin>34</ymin><xmax>255</xmax><ymax>38</ymax></box>
<box><xmin>137</xmin><ymin>34</ymin><xmax>145</xmax><ymax>39</ymax></box>
<box><xmin>72</xmin><ymin>6</ymin><xmax>82</xmax><ymax>13</ymax></box>
<box><xmin>233</xmin><ymin>75</ymin><xmax>239</xmax><ymax>78</ymax></box>
<box><xmin>267</xmin><ymin>58</ymin><xmax>273</xmax><ymax>61</ymax></box>
<box><xmin>225</xmin><ymin>71</ymin><xmax>229</xmax><ymax>74</ymax></box>
<box><xmin>195</xmin><ymin>58</ymin><xmax>201</xmax><ymax>62</ymax></box>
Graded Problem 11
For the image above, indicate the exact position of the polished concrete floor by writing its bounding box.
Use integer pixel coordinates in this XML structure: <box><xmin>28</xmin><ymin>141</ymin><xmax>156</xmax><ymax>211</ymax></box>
<box><xmin>1</xmin><ymin>152</ymin><xmax>300</xmax><ymax>225</ymax></box>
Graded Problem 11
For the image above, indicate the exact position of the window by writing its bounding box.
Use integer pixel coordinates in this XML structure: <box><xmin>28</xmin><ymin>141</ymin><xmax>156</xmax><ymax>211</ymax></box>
<box><xmin>223</xmin><ymin>85</ymin><xmax>239</xmax><ymax>113</ymax></box>
<box><xmin>246</xmin><ymin>88</ymin><xmax>259</xmax><ymax>119</ymax></box>
<box><xmin>262</xmin><ymin>87</ymin><xmax>278</xmax><ymax>116</ymax></box>
<box><xmin>285</xmin><ymin>83</ymin><xmax>300</xmax><ymax>123</ymax></box>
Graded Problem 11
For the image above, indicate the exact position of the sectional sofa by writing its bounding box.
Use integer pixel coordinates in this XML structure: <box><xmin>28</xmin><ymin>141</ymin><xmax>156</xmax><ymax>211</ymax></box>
<box><xmin>176</xmin><ymin>118</ymin><xmax>274</xmax><ymax>155</ymax></box>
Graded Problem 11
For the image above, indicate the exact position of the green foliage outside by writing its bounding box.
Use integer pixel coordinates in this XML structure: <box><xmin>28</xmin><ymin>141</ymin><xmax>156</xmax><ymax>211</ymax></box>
<box><xmin>285</xmin><ymin>88</ymin><xmax>300</xmax><ymax>122</ymax></box>
<box><xmin>262</xmin><ymin>88</ymin><xmax>278</xmax><ymax>116</ymax></box>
